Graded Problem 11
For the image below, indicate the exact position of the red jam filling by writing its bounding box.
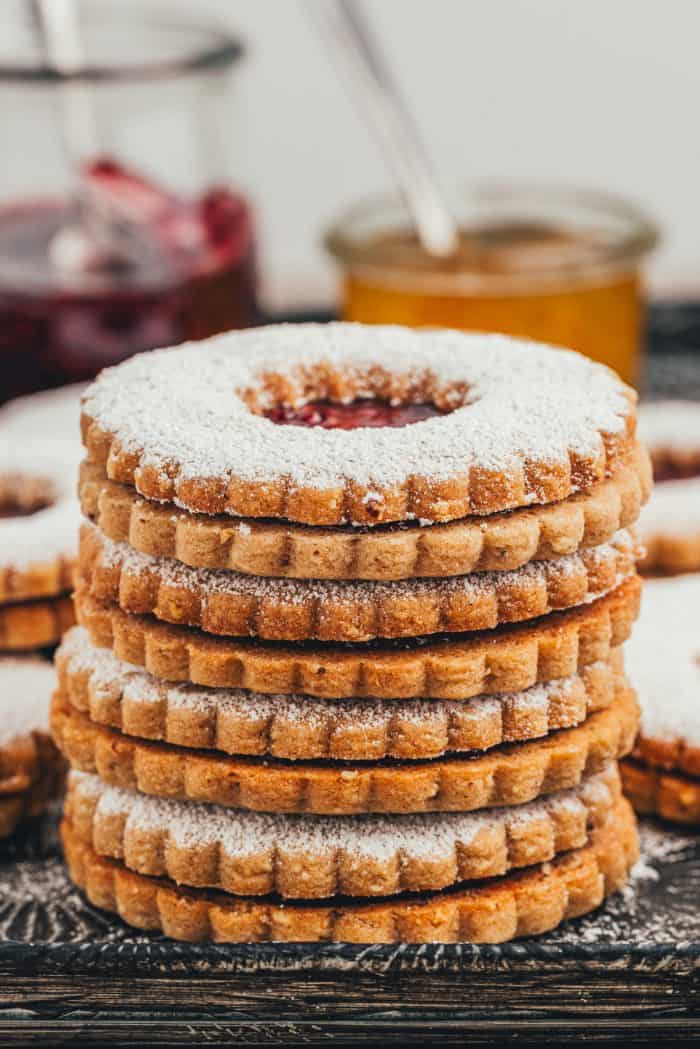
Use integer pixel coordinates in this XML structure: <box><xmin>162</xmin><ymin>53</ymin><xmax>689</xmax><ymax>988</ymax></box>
<box><xmin>264</xmin><ymin>399</ymin><xmax>443</xmax><ymax>430</ymax></box>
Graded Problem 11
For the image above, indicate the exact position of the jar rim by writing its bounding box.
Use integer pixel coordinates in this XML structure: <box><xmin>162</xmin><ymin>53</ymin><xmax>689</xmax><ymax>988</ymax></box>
<box><xmin>325</xmin><ymin>181</ymin><xmax>659</xmax><ymax>292</ymax></box>
<box><xmin>0</xmin><ymin>6</ymin><xmax>244</xmax><ymax>84</ymax></box>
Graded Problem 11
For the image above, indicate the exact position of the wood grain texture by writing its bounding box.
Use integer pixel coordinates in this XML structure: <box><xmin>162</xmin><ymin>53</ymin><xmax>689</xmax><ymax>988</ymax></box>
<box><xmin>0</xmin><ymin>811</ymin><xmax>698</xmax><ymax>1044</ymax></box>
<box><xmin>0</xmin><ymin>971</ymin><xmax>698</xmax><ymax>1046</ymax></box>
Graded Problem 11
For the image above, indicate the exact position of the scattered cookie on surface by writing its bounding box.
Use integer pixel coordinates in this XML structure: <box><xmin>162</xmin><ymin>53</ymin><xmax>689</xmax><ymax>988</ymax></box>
<box><xmin>637</xmin><ymin>400</ymin><xmax>700</xmax><ymax>574</ymax></box>
<box><xmin>623</xmin><ymin>574</ymin><xmax>700</xmax><ymax>824</ymax></box>
<box><xmin>0</xmin><ymin>657</ymin><xmax>65</xmax><ymax>838</ymax></box>
<box><xmin>0</xmin><ymin>386</ymin><xmax>83</xmax><ymax>604</ymax></box>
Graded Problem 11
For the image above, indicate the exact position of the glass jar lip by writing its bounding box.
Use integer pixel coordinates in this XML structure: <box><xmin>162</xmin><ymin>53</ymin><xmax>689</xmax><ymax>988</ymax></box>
<box><xmin>0</xmin><ymin>8</ymin><xmax>244</xmax><ymax>84</ymax></box>
<box><xmin>325</xmin><ymin>180</ymin><xmax>659</xmax><ymax>292</ymax></box>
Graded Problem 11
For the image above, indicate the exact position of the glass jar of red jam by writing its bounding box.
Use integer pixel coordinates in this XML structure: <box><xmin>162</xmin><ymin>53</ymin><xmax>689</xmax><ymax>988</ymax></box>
<box><xmin>326</xmin><ymin>183</ymin><xmax>658</xmax><ymax>387</ymax></box>
<box><xmin>0</xmin><ymin>2</ymin><xmax>257</xmax><ymax>403</ymax></box>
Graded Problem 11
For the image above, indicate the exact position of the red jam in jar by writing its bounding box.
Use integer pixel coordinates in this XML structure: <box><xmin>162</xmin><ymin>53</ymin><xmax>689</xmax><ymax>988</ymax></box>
<box><xmin>0</xmin><ymin>160</ymin><xmax>257</xmax><ymax>403</ymax></box>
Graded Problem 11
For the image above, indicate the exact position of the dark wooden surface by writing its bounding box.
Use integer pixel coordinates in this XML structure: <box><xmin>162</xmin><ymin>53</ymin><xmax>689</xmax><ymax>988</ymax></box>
<box><xmin>0</xmin><ymin>806</ymin><xmax>697</xmax><ymax>1045</ymax></box>
<box><xmin>1</xmin><ymin>302</ymin><xmax>700</xmax><ymax>1046</ymax></box>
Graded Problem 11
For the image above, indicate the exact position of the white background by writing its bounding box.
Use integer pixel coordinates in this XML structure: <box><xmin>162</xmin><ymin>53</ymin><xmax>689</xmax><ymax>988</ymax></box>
<box><xmin>208</xmin><ymin>0</ymin><xmax>698</xmax><ymax>308</ymax></box>
<box><xmin>7</xmin><ymin>0</ymin><xmax>700</xmax><ymax>309</ymax></box>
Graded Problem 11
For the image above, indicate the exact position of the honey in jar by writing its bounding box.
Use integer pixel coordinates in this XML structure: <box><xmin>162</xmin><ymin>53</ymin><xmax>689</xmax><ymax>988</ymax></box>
<box><xmin>326</xmin><ymin>184</ymin><xmax>658</xmax><ymax>386</ymax></box>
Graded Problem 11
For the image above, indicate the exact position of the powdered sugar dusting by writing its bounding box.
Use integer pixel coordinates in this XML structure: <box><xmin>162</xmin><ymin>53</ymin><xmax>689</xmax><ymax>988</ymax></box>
<box><xmin>69</xmin><ymin>765</ymin><xmax>617</xmax><ymax>863</ymax></box>
<box><xmin>0</xmin><ymin>657</ymin><xmax>55</xmax><ymax>745</ymax></box>
<box><xmin>88</xmin><ymin>521</ymin><xmax>635</xmax><ymax>606</ymax></box>
<box><xmin>58</xmin><ymin>625</ymin><xmax>586</xmax><ymax>738</ymax></box>
<box><xmin>638</xmin><ymin>400</ymin><xmax>700</xmax><ymax>452</ymax></box>
<box><xmin>636</xmin><ymin>400</ymin><xmax>700</xmax><ymax>541</ymax></box>
<box><xmin>626</xmin><ymin>575</ymin><xmax>700</xmax><ymax>747</ymax></box>
<box><xmin>638</xmin><ymin>476</ymin><xmax>700</xmax><ymax>535</ymax></box>
<box><xmin>0</xmin><ymin>382</ymin><xmax>85</xmax><ymax>442</ymax></box>
<box><xmin>562</xmin><ymin>820</ymin><xmax>698</xmax><ymax>946</ymax></box>
<box><xmin>81</xmin><ymin>324</ymin><xmax>632</xmax><ymax>502</ymax></box>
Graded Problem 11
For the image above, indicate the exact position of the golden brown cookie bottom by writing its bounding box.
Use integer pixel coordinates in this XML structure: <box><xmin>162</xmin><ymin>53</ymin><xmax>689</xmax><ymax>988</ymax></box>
<box><xmin>64</xmin><ymin>764</ymin><xmax>622</xmax><ymax>899</ymax></box>
<box><xmin>0</xmin><ymin>730</ymin><xmax>60</xmax><ymax>796</ymax></box>
<box><xmin>0</xmin><ymin>747</ymin><xmax>66</xmax><ymax>838</ymax></box>
<box><xmin>73</xmin><ymin>576</ymin><xmax>641</xmax><ymax>699</ymax></box>
<box><xmin>639</xmin><ymin>532</ymin><xmax>700</xmax><ymax>576</ymax></box>
<box><xmin>621</xmin><ymin>758</ymin><xmax>700</xmax><ymax>825</ymax></box>
<box><xmin>55</xmin><ymin>629</ymin><xmax>626</xmax><ymax>762</ymax></box>
<box><xmin>631</xmin><ymin>734</ymin><xmax>700</xmax><ymax>778</ymax></box>
<box><xmin>0</xmin><ymin>556</ymin><xmax>74</xmax><ymax>605</ymax></box>
<box><xmin>60</xmin><ymin>798</ymin><xmax>638</xmax><ymax>943</ymax></box>
<box><xmin>78</xmin><ymin>450</ymin><xmax>651</xmax><ymax>581</ymax></box>
<box><xmin>0</xmin><ymin>595</ymin><xmax>74</xmax><ymax>651</ymax></box>
<box><xmin>51</xmin><ymin>687</ymin><xmax>639</xmax><ymax>815</ymax></box>
<box><xmin>77</xmin><ymin>518</ymin><xmax>637</xmax><ymax>642</ymax></box>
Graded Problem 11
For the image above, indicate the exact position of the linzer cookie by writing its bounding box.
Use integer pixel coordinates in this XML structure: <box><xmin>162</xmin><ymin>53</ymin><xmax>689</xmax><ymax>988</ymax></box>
<box><xmin>50</xmin><ymin>687</ymin><xmax>639</xmax><ymax>815</ymax></box>
<box><xmin>80</xmin><ymin>324</ymin><xmax>637</xmax><ymax>527</ymax></box>
<box><xmin>78</xmin><ymin>520</ymin><xmax>638</xmax><ymax>642</ymax></box>
<box><xmin>78</xmin><ymin>451</ymin><xmax>651</xmax><ymax>581</ymax></box>
<box><xmin>73</xmin><ymin>576</ymin><xmax>640</xmax><ymax>698</ymax></box>
<box><xmin>623</xmin><ymin>575</ymin><xmax>700</xmax><ymax>823</ymax></box>
<box><xmin>0</xmin><ymin>427</ymin><xmax>81</xmax><ymax>604</ymax></box>
<box><xmin>639</xmin><ymin>400</ymin><xmax>700</xmax><ymax>480</ymax></box>
<box><xmin>0</xmin><ymin>657</ymin><xmax>65</xmax><ymax>837</ymax></box>
<box><xmin>60</xmin><ymin>797</ymin><xmax>639</xmax><ymax>943</ymax></box>
<box><xmin>621</xmin><ymin>762</ymin><xmax>700</xmax><ymax>824</ymax></box>
<box><xmin>0</xmin><ymin>764</ymin><xmax>64</xmax><ymax>838</ymax></box>
<box><xmin>0</xmin><ymin>595</ymin><xmax>75</xmax><ymax>652</ymax></box>
<box><xmin>56</xmin><ymin>627</ymin><xmax>625</xmax><ymax>761</ymax></box>
<box><xmin>637</xmin><ymin>400</ymin><xmax>700</xmax><ymax>574</ymax></box>
<box><xmin>65</xmin><ymin>764</ymin><xmax>622</xmax><ymax>898</ymax></box>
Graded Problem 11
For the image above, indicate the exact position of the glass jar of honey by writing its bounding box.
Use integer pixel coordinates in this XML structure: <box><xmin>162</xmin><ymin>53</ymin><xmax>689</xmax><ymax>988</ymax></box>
<box><xmin>325</xmin><ymin>183</ymin><xmax>658</xmax><ymax>385</ymax></box>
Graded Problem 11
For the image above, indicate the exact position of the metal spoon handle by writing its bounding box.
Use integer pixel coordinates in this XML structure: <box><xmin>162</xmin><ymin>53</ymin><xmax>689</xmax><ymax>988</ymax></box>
<box><xmin>30</xmin><ymin>0</ymin><xmax>126</xmax><ymax>262</ymax></box>
<box><xmin>32</xmin><ymin>0</ymin><xmax>99</xmax><ymax>160</ymax></box>
<box><xmin>314</xmin><ymin>0</ymin><xmax>459</xmax><ymax>257</ymax></box>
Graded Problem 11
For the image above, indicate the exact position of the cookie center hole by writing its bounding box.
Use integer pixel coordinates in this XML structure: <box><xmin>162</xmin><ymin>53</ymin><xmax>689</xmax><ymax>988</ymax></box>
<box><xmin>264</xmin><ymin>398</ymin><xmax>447</xmax><ymax>430</ymax></box>
<box><xmin>0</xmin><ymin>476</ymin><xmax>54</xmax><ymax>519</ymax></box>
<box><xmin>239</xmin><ymin>365</ymin><xmax>472</xmax><ymax>430</ymax></box>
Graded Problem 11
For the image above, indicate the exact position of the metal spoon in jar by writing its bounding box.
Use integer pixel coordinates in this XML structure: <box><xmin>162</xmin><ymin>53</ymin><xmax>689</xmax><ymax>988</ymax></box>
<box><xmin>30</xmin><ymin>0</ymin><xmax>144</xmax><ymax>275</ymax></box>
<box><xmin>311</xmin><ymin>0</ymin><xmax>459</xmax><ymax>258</ymax></box>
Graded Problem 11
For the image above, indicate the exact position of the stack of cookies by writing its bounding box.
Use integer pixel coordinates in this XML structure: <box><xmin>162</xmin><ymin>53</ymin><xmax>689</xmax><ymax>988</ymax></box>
<box><xmin>0</xmin><ymin>387</ymin><xmax>83</xmax><ymax>835</ymax></box>
<box><xmin>54</xmin><ymin>324</ymin><xmax>648</xmax><ymax>943</ymax></box>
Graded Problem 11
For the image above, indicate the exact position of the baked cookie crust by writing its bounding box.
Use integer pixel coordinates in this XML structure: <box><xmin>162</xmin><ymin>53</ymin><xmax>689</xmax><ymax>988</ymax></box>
<box><xmin>77</xmin><ymin>521</ymin><xmax>638</xmax><ymax>642</ymax></box>
<box><xmin>60</xmin><ymin>797</ymin><xmax>639</xmax><ymax>943</ymax></box>
<box><xmin>65</xmin><ymin>765</ymin><xmax>622</xmax><ymax>898</ymax></box>
<box><xmin>50</xmin><ymin>687</ymin><xmax>639</xmax><ymax>815</ymax></box>
<box><xmin>78</xmin><ymin>450</ymin><xmax>651</xmax><ymax>581</ymax></box>
<box><xmin>56</xmin><ymin>627</ymin><xmax>626</xmax><ymax>761</ymax></box>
